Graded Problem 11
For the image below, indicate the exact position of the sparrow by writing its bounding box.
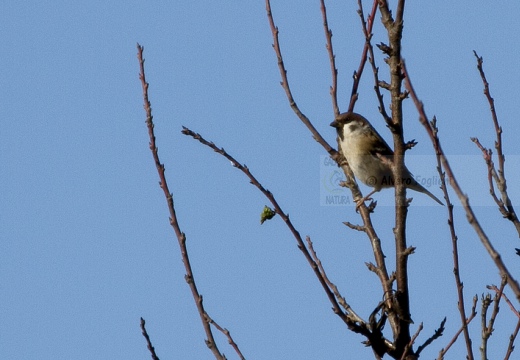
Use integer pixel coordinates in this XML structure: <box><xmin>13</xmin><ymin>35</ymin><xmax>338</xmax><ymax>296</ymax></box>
<box><xmin>330</xmin><ymin>112</ymin><xmax>443</xmax><ymax>206</ymax></box>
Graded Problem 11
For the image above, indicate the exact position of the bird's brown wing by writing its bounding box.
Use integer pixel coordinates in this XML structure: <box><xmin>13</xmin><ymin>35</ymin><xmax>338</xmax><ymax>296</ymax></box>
<box><xmin>366</xmin><ymin>123</ymin><xmax>394</xmax><ymax>163</ymax></box>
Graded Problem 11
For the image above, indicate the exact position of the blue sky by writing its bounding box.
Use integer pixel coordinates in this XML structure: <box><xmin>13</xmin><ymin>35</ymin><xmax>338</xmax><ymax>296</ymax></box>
<box><xmin>2</xmin><ymin>1</ymin><xmax>520</xmax><ymax>359</ymax></box>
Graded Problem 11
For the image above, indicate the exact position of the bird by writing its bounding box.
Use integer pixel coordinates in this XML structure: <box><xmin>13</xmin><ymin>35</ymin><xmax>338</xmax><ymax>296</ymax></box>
<box><xmin>330</xmin><ymin>112</ymin><xmax>443</xmax><ymax>206</ymax></box>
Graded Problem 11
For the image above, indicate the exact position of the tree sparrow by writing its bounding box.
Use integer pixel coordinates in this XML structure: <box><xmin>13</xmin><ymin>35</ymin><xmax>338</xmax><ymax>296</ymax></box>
<box><xmin>330</xmin><ymin>112</ymin><xmax>443</xmax><ymax>206</ymax></box>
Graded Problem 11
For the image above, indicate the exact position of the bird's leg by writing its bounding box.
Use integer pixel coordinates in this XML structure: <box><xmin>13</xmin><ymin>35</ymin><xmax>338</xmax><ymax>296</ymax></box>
<box><xmin>355</xmin><ymin>188</ymin><xmax>379</xmax><ymax>210</ymax></box>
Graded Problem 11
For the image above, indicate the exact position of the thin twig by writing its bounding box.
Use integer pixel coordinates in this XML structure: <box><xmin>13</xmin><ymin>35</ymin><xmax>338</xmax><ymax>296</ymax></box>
<box><xmin>343</xmin><ymin>221</ymin><xmax>365</xmax><ymax>231</ymax></box>
<box><xmin>356</xmin><ymin>0</ymin><xmax>390</xmax><ymax>122</ymax></box>
<box><xmin>137</xmin><ymin>44</ymin><xmax>225</xmax><ymax>360</ymax></box>
<box><xmin>206</xmin><ymin>314</ymin><xmax>246</xmax><ymax>360</ymax></box>
<box><xmin>319</xmin><ymin>0</ymin><xmax>339</xmax><ymax>117</ymax></box>
<box><xmin>482</xmin><ymin>278</ymin><xmax>507</xmax><ymax>356</ymax></box>
<box><xmin>471</xmin><ymin>138</ymin><xmax>510</xmax><ymax>216</ymax></box>
<box><xmin>505</xmin><ymin>318</ymin><xmax>520</xmax><ymax>360</ymax></box>
<box><xmin>265</xmin><ymin>0</ymin><xmax>335</xmax><ymax>155</ymax></box>
<box><xmin>348</xmin><ymin>0</ymin><xmax>379</xmax><ymax>112</ymax></box>
<box><xmin>306</xmin><ymin>236</ymin><xmax>366</xmax><ymax>324</ymax></box>
<box><xmin>140</xmin><ymin>317</ymin><xmax>160</xmax><ymax>360</ymax></box>
<box><xmin>402</xmin><ymin>60</ymin><xmax>520</xmax><ymax>303</ymax></box>
<box><xmin>480</xmin><ymin>293</ymin><xmax>493</xmax><ymax>359</ymax></box>
<box><xmin>487</xmin><ymin>282</ymin><xmax>520</xmax><ymax>318</ymax></box>
<box><xmin>400</xmin><ymin>323</ymin><xmax>423</xmax><ymax>360</ymax></box>
<box><xmin>429</xmin><ymin>116</ymin><xmax>474</xmax><ymax>359</ymax></box>
<box><xmin>472</xmin><ymin>59</ymin><xmax>520</xmax><ymax>358</ymax></box>
<box><xmin>473</xmin><ymin>51</ymin><xmax>520</xmax><ymax>236</ymax></box>
<box><xmin>437</xmin><ymin>296</ymin><xmax>478</xmax><ymax>359</ymax></box>
<box><xmin>415</xmin><ymin>318</ymin><xmax>446</xmax><ymax>356</ymax></box>
<box><xmin>490</xmin><ymin>281</ymin><xmax>520</xmax><ymax>360</ymax></box>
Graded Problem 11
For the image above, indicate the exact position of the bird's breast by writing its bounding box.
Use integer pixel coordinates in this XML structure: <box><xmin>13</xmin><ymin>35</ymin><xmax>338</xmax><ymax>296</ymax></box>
<box><xmin>339</xmin><ymin>132</ymin><xmax>393</xmax><ymax>189</ymax></box>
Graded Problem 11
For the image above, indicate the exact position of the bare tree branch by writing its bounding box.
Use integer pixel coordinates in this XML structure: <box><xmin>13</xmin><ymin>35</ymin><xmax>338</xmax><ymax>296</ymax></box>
<box><xmin>426</xmin><ymin>115</ymin><xmax>475</xmax><ymax>359</ymax></box>
<box><xmin>265</xmin><ymin>0</ymin><xmax>335</xmax><ymax>155</ymax></box>
<box><xmin>206</xmin><ymin>314</ymin><xmax>246</xmax><ymax>360</ymax></box>
<box><xmin>472</xmin><ymin>51</ymin><xmax>520</xmax><ymax>237</ymax></box>
<box><xmin>402</xmin><ymin>60</ymin><xmax>520</xmax><ymax>303</ymax></box>
<box><xmin>415</xmin><ymin>318</ymin><xmax>446</xmax><ymax>356</ymax></box>
<box><xmin>306</xmin><ymin>236</ymin><xmax>365</xmax><ymax>324</ymax></box>
<box><xmin>400</xmin><ymin>323</ymin><xmax>422</xmax><ymax>360</ymax></box>
<box><xmin>319</xmin><ymin>0</ymin><xmax>339</xmax><ymax>117</ymax></box>
<box><xmin>137</xmin><ymin>43</ymin><xmax>226</xmax><ymax>360</ymax></box>
<box><xmin>487</xmin><ymin>280</ymin><xmax>520</xmax><ymax>359</ymax></box>
<box><xmin>505</xmin><ymin>318</ymin><xmax>520</xmax><ymax>360</ymax></box>
<box><xmin>140</xmin><ymin>317</ymin><xmax>160</xmax><ymax>360</ymax></box>
<box><xmin>480</xmin><ymin>293</ymin><xmax>493</xmax><ymax>359</ymax></box>
<box><xmin>348</xmin><ymin>0</ymin><xmax>379</xmax><ymax>112</ymax></box>
<box><xmin>377</xmin><ymin>1</ymin><xmax>412</xmax><ymax>355</ymax></box>
<box><xmin>437</xmin><ymin>296</ymin><xmax>478</xmax><ymax>360</ymax></box>
<box><xmin>472</xmin><ymin>137</ymin><xmax>512</xmax><ymax>217</ymax></box>
<box><xmin>487</xmin><ymin>282</ymin><xmax>520</xmax><ymax>318</ymax></box>
<box><xmin>357</xmin><ymin>0</ymin><xmax>391</xmax><ymax>122</ymax></box>
<box><xmin>481</xmin><ymin>278</ymin><xmax>507</xmax><ymax>358</ymax></box>
<box><xmin>343</xmin><ymin>221</ymin><xmax>366</xmax><ymax>231</ymax></box>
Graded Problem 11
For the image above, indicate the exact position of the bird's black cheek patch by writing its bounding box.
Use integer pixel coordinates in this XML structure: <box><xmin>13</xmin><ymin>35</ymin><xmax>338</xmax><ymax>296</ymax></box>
<box><xmin>338</xmin><ymin>131</ymin><xmax>345</xmax><ymax>141</ymax></box>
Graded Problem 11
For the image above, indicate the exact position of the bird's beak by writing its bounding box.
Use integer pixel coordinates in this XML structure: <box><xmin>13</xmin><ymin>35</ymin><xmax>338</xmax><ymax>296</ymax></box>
<box><xmin>330</xmin><ymin>120</ymin><xmax>339</xmax><ymax>128</ymax></box>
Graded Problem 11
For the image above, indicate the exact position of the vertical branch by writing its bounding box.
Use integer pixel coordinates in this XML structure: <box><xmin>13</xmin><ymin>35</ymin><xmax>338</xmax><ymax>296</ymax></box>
<box><xmin>348</xmin><ymin>0</ymin><xmax>379</xmax><ymax>112</ymax></box>
<box><xmin>400</xmin><ymin>323</ymin><xmax>422</xmax><ymax>360</ymax></box>
<box><xmin>395</xmin><ymin>0</ymin><xmax>406</xmax><ymax>26</ymax></box>
<box><xmin>473</xmin><ymin>51</ymin><xmax>520</xmax><ymax>236</ymax></box>
<box><xmin>480</xmin><ymin>293</ymin><xmax>493</xmax><ymax>359</ymax></box>
<box><xmin>357</xmin><ymin>0</ymin><xmax>390</xmax><ymax>121</ymax></box>
<box><xmin>505</xmin><ymin>319</ymin><xmax>520</xmax><ymax>360</ymax></box>
<box><xmin>480</xmin><ymin>279</ymin><xmax>507</xmax><ymax>357</ymax></box>
<box><xmin>486</xmin><ymin>283</ymin><xmax>520</xmax><ymax>359</ymax></box>
<box><xmin>349</xmin><ymin>4</ymin><xmax>403</xmax><ymax>338</ymax></box>
<box><xmin>427</xmin><ymin>115</ymin><xmax>474</xmax><ymax>359</ymax></box>
<box><xmin>319</xmin><ymin>0</ymin><xmax>339</xmax><ymax>117</ymax></box>
<box><xmin>378</xmin><ymin>0</ymin><xmax>411</xmax><ymax>354</ymax></box>
<box><xmin>137</xmin><ymin>44</ymin><xmax>225</xmax><ymax>360</ymax></box>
